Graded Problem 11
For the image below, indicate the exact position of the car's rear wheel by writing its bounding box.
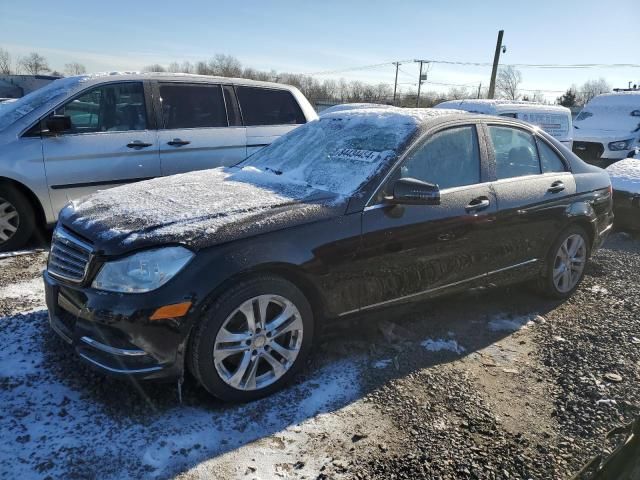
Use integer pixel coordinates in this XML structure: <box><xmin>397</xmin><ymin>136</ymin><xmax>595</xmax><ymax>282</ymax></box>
<box><xmin>0</xmin><ymin>185</ymin><xmax>35</xmax><ymax>253</ymax></box>
<box><xmin>188</xmin><ymin>275</ymin><xmax>314</xmax><ymax>402</ymax></box>
<box><xmin>538</xmin><ymin>225</ymin><xmax>590</xmax><ymax>299</ymax></box>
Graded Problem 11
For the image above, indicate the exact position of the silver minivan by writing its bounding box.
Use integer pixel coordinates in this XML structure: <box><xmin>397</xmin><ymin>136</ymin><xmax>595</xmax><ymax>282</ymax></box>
<box><xmin>0</xmin><ymin>73</ymin><xmax>317</xmax><ymax>251</ymax></box>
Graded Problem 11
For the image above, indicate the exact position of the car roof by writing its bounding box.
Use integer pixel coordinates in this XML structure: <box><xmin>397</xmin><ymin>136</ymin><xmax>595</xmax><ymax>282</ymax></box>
<box><xmin>66</xmin><ymin>71</ymin><xmax>300</xmax><ymax>91</ymax></box>
<box><xmin>436</xmin><ymin>98</ymin><xmax>571</xmax><ymax>114</ymax></box>
<box><xmin>319</xmin><ymin>106</ymin><xmax>545</xmax><ymax>134</ymax></box>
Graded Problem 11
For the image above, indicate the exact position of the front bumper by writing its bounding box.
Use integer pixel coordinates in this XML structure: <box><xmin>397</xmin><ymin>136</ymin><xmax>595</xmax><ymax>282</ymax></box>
<box><xmin>44</xmin><ymin>271</ymin><xmax>193</xmax><ymax>380</ymax></box>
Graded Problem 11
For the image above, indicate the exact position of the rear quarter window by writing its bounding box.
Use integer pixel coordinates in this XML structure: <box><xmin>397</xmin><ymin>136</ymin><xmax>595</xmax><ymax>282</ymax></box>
<box><xmin>236</xmin><ymin>87</ymin><xmax>306</xmax><ymax>126</ymax></box>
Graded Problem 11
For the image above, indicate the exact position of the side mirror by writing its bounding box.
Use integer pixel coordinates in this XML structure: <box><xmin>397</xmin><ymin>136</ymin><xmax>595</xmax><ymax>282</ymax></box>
<box><xmin>44</xmin><ymin>115</ymin><xmax>71</xmax><ymax>135</ymax></box>
<box><xmin>386</xmin><ymin>177</ymin><xmax>441</xmax><ymax>205</ymax></box>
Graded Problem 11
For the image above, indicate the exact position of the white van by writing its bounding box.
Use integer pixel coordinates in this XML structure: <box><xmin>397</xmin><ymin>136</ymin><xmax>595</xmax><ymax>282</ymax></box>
<box><xmin>435</xmin><ymin>99</ymin><xmax>573</xmax><ymax>148</ymax></box>
<box><xmin>0</xmin><ymin>73</ymin><xmax>317</xmax><ymax>251</ymax></box>
<box><xmin>572</xmin><ymin>91</ymin><xmax>640</xmax><ymax>166</ymax></box>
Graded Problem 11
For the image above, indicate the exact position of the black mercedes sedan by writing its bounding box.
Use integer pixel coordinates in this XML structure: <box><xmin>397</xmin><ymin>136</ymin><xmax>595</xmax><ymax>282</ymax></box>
<box><xmin>44</xmin><ymin>107</ymin><xmax>613</xmax><ymax>402</ymax></box>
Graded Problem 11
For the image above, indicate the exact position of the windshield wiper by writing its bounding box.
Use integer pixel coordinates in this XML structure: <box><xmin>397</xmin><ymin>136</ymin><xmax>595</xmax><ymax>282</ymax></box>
<box><xmin>265</xmin><ymin>167</ymin><xmax>283</xmax><ymax>175</ymax></box>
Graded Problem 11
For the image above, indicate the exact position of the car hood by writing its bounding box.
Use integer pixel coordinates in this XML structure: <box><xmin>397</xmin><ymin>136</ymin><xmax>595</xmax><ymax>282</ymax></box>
<box><xmin>573</xmin><ymin>127</ymin><xmax>638</xmax><ymax>143</ymax></box>
<box><xmin>60</xmin><ymin>167</ymin><xmax>349</xmax><ymax>255</ymax></box>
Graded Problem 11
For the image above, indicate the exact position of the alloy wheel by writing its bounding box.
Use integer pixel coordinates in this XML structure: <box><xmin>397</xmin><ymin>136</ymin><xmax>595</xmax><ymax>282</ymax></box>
<box><xmin>0</xmin><ymin>197</ymin><xmax>19</xmax><ymax>244</ymax></box>
<box><xmin>553</xmin><ymin>233</ymin><xmax>586</xmax><ymax>293</ymax></box>
<box><xmin>213</xmin><ymin>294</ymin><xmax>304</xmax><ymax>391</ymax></box>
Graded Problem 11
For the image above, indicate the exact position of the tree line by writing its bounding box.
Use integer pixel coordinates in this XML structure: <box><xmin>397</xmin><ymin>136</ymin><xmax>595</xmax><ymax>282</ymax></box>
<box><xmin>0</xmin><ymin>47</ymin><xmax>614</xmax><ymax>107</ymax></box>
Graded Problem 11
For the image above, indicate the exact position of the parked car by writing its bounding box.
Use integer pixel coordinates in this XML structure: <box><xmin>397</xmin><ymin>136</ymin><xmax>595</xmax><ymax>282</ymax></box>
<box><xmin>0</xmin><ymin>73</ymin><xmax>317</xmax><ymax>251</ymax></box>
<box><xmin>573</xmin><ymin>91</ymin><xmax>640</xmax><ymax>167</ymax></box>
<box><xmin>44</xmin><ymin>107</ymin><xmax>613</xmax><ymax>402</ymax></box>
<box><xmin>435</xmin><ymin>99</ymin><xmax>574</xmax><ymax>148</ymax></box>
<box><xmin>606</xmin><ymin>159</ymin><xmax>640</xmax><ymax>232</ymax></box>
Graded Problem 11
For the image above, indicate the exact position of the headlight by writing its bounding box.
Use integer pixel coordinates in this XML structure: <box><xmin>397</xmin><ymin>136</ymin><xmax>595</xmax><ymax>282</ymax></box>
<box><xmin>608</xmin><ymin>139</ymin><xmax>633</xmax><ymax>151</ymax></box>
<box><xmin>92</xmin><ymin>246</ymin><xmax>194</xmax><ymax>293</ymax></box>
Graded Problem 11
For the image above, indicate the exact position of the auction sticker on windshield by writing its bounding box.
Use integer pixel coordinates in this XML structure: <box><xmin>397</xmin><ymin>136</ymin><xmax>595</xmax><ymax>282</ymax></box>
<box><xmin>332</xmin><ymin>148</ymin><xmax>381</xmax><ymax>163</ymax></box>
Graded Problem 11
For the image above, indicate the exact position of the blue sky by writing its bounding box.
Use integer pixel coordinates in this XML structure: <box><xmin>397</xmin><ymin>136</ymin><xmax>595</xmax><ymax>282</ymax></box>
<box><xmin>1</xmin><ymin>0</ymin><xmax>638</xmax><ymax>100</ymax></box>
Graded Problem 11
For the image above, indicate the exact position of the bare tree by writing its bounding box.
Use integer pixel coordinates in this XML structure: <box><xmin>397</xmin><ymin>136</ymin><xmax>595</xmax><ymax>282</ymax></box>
<box><xmin>19</xmin><ymin>52</ymin><xmax>50</xmax><ymax>75</ymax></box>
<box><xmin>64</xmin><ymin>62</ymin><xmax>86</xmax><ymax>75</ymax></box>
<box><xmin>0</xmin><ymin>48</ymin><xmax>12</xmax><ymax>74</ymax></box>
<box><xmin>496</xmin><ymin>66</ymin><xmax>522</xmax><ymax>100</ymax></box>
<box><xmin>578</xmin><ymin>78</ymin><xmax>611</xmax><ymax>105</ymax></box>
<box><xmin>142</xmin><ymin>63</ymin><xmax>166</xmax><ymax>72</ymax></box>
<box><xmin>446</xmin><ymin>87</ymin><xmax>471</xmax><ymax>100</ymax></box>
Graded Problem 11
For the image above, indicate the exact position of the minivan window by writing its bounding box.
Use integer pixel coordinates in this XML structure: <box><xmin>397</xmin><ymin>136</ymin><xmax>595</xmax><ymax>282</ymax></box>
<box><xmin>160</xmin><ymin>84</ymin><xmax>227</xmax><ymax>129</ymax></box>
<box><xmin>489</xmin><ymin>126</ymin><xmax>541</xmax><ymax>179</ymax></box>
<box><xmin>236</xmin><ymin>87</ymin><xmax>306</xmax><ymax>126</ymax></box>
<box><xmin>537</xmin><ymin>139</ymin><xmax>567</xmax><ymax>173</ymax></box>
<box><xmin>399</xmin><ymin>125</ymin><xmax>481</xmax><ymax>190</ymax></box>
<box><xmin>54</xmin><ymin>82</ymin><xmax>147</xmax><ymax>133</ymax></box>
<box><xmin>222</xmin><ymin>85</ymin><xmax>242</xmax><ymax>127</ymax></box>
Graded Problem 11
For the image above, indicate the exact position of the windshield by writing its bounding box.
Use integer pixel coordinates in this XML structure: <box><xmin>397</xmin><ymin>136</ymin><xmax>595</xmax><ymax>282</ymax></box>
<box><xmin>575</xmin><ymin>95</ymin><xmax>640</xmax><ymax>131</ymax></box>
<box><xmin>239</xmin><ymin>111</ymin><xmax>421</xmax><ymax>196</ymax></box>
<box><xmin>0</xmin><ymin>76</ymin><xmax>87</xmax><ymax>131</ymax></box>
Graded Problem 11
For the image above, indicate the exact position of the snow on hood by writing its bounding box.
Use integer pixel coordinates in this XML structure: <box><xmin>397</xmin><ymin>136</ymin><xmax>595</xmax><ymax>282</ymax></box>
<box><xmin>64</xmin><ymin>167</ymin><xmax>346</xmax><ymax>251</ymax></box>
<box><xmin>606</xmin><ymin>159</ymin><xmax>640</xmax><ymax>194</ymax></box>
<box><xmin>574</xmin><ymin>92</ymin><xmax>640</xmax><ymax>134</ymax></box>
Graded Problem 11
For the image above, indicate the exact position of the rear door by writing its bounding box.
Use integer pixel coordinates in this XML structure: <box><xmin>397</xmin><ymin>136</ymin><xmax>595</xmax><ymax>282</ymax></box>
<box><xmin>235</xmin><ymin>86</ymin><xmax>307</xmax><ymax>156</ymax></box>
<box><xmin>356</xmin><ymin>124</ymin><xmax>499</xmax><ymax>310</ymax></box>
<box><xmin>157</xmin><ymin>82</ymin><xmax>246</xmax><ymax>176</ymax></box>
<box><xmin>485</xmin><ymin>123</ymin><xmax>577</xmax><ymax>269</ymax></box>
<box><xmin>42</xmin><ymin>81</ymin><xmax>161</xmax><ymax>217</ymax></box>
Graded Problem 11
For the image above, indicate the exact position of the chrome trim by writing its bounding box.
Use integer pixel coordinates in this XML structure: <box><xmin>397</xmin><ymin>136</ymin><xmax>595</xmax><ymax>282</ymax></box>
<box><xmin>80</xmin><ymin>336</ymin><xmax>148</xmax><ymax>357</ymax></box>
<box><xmin>78</xmin><ymin>352</ymin><xmax>164</xmax><ymax>375</ymax></box>
<box><xmin>338</xmin><ymin>258</ymin><xmax>539</xmax><ymax>316</ymax></box>
<box><xmin>47</xmin><ymin>227</ymin><xmax>93</xmax><ymax>283</ymax></box>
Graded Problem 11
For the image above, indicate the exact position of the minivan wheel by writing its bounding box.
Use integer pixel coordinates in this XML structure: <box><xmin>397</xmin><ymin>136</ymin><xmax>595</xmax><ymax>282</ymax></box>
<box><xmin>538</xmin><ymin>225</ymin><xmax>590</xmax><ymax>299</ymax></box>
<box><xmin>188</xmin><ymin>275</ymin><xmax>314</xmax><ymax>402</ymax></box>
<box><xmin>0</xmin><ymin>186</ymin><xmax>35</xmax><ymax>253</ymax></box>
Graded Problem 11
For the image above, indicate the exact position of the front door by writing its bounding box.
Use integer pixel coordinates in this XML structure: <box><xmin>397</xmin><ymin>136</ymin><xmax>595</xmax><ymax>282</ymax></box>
<box><xmin>357</xmin><ymin>124</ymin><xmax>499</xmax><ymax>311</ymax></box>
<box><xmin>42</xmin><ymin>81</ymin><xmax>160</xmax><ymax>217</ymax></box>
<box><xmin>157</xmin><ymin>83</ymin><xmax>246</xmax><ymax>176</ymax></box>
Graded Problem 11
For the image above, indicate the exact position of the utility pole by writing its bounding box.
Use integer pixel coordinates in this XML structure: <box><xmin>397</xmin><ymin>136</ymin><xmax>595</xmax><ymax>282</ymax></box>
<box><xmin>392</xmin><ymin>62</ymin><xmax>400</xmax><ymax>106</ymax></box>
<box><xmin>477</xmin><ymin>82</ymin><xmax>482</xmax><ymax>99</ymax></box>
<box><xmin>414</xmin><ymin>59</ymin><xmax>429</xmax><ymax>107</ymax></box>
<box><xmin>487</xmin><ymin>30</ymin><xmax>504</xmax><ymax>99</ymax></box>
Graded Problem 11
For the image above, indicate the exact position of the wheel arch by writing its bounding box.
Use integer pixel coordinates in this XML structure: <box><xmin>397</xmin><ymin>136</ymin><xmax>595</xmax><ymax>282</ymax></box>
<box><xmin>0</xmin><ymin>176</ymin><xmax>47</xmax><ymax>231</ymax></box>
<box><xmin>565</xmin><ymin>200</ymin><xmax>598</xmax><ymax>253</ymax></box>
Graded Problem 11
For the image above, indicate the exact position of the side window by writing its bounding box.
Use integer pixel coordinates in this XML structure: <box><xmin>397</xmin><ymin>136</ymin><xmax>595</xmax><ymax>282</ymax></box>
<box><xmin>537</xmin><ymin>138</ymin><xmax>567</xmax><ymax>173</ymax></box>
<box><xmin>488</xmin><ymin>126</ymin><xmax>541</xmax><ymax>179</ymax></box>
<box><xmin>55</xmin><ymin>82</ymin><xmax>147</xmax><ymax>134</ymax></box>
<box><xmin>398</xmin><ymin>125</ymin><xmax>481</xmax><ymax>190</ymax></box>
<box><xmin>498</xmin><ymin>112</ymin><xmax>517</xmax><ymax>118</ymax></box>
<box><xmin>160</xmin><ymin>84</ymin><xmax>227</xmax><ymax>129</ymax></box>
<box><xmin>236</xmin><ymin>87</ymin><xmax>306</xmax><ymax>126</ymax></box>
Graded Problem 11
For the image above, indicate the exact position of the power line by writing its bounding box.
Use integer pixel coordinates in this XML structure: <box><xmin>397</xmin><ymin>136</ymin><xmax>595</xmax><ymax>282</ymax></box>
<box><xmin>304</xmin><ymin>59</ymin><xmax>640</xmax><ymax>76</ymax></box>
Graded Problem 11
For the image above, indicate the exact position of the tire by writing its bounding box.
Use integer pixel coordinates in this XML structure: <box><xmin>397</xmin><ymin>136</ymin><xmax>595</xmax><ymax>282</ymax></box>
<box><xmin>537</xmin><ymin>225</ymin><xmax>590</xmax><ymax>299</ymax></box>
<box><xmin>0</xmin><ymin>185</ymin><xmax>36</xmax><ymax>253</ymax></box>
<box><xmin>188</xmin><ymin>275</ymin><xmax>314</xmax><ymax>402</ymax></box>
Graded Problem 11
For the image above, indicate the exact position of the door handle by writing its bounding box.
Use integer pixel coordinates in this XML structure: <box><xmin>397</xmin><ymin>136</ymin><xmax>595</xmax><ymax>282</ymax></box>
<box><xmin>465</xmin><ymin>197</ymin><xmax>490</xmax><ymax>213</ymax></box>
<box><xmin>167</xmin><ymin>139</ymin><xmax>191</xmax><ymax>147</ymax></box>
<box><xmin>548</xmin><ymin>181</ymin><xmax>565</xmax><ymax>193</ymax></box>
<box><xmin>126</xmin><ymin>141</ymin><xmax>153</xmax><ymax>149</ymax></box>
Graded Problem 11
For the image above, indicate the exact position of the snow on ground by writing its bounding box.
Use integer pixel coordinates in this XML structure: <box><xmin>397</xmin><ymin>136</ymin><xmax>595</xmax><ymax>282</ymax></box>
<box><xmin>606</xmin><ymin>159</ymin><xmax>640</xmax><ymax>194</ymax></box>
<box><xmin>487</xmin><ymin>313</ymin><xmax>540</xmax><ymax>332</ymax></box>
<box><xmin>0</xmin><ymin>303</ymin><xmax>367</xmax><ymax>479</ymax></box>
<box><xmin>420</xmin><ymin>338</ymin><xmax>466</xmax><ymax>354</ymax></box>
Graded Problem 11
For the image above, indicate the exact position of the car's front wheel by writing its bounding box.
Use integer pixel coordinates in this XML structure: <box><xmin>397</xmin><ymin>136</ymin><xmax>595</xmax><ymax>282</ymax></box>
<box><xmin>0</xmin><ymin>185</ymin><xmax>35</xmax><ymax>253</ymax></box>
<box><xmin>539</xmin><ymin>225</ymin><xmax>590</xmax><ymax>299</ymax></box>
<box><xmin>188</xmin><ymin>275</ymin><xmax>314</xmax><ymax>402</ymax></box>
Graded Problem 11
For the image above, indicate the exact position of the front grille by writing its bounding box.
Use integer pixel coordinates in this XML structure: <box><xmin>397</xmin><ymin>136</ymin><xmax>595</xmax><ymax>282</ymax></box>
<box><xmin>48</xmin><ymin>227</ymin><xmax>93</xmax><ymax>283</ymax></box>
<box><xmin>573</xmin><ymin>141</ymin><xmax>605</xmax><ymax>164</ymax></box>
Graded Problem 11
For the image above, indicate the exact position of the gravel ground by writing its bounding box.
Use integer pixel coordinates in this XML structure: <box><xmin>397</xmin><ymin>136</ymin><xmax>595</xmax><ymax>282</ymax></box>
<box><xmin>0</xmin><ymin>233</ymin><xmax>639</xmax><ymax>479</ymax></box>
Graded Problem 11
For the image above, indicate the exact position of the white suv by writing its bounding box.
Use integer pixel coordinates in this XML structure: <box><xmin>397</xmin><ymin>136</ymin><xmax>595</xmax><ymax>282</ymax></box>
<box><xmin>0</xmin><ymin>73</ymin><xmax>317</xmax><ymax>251</ymax></box>
<box><xmin>572</xmin><ymin>91</ymin><xmax>640</xmax><ymax>167</ymax></box>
